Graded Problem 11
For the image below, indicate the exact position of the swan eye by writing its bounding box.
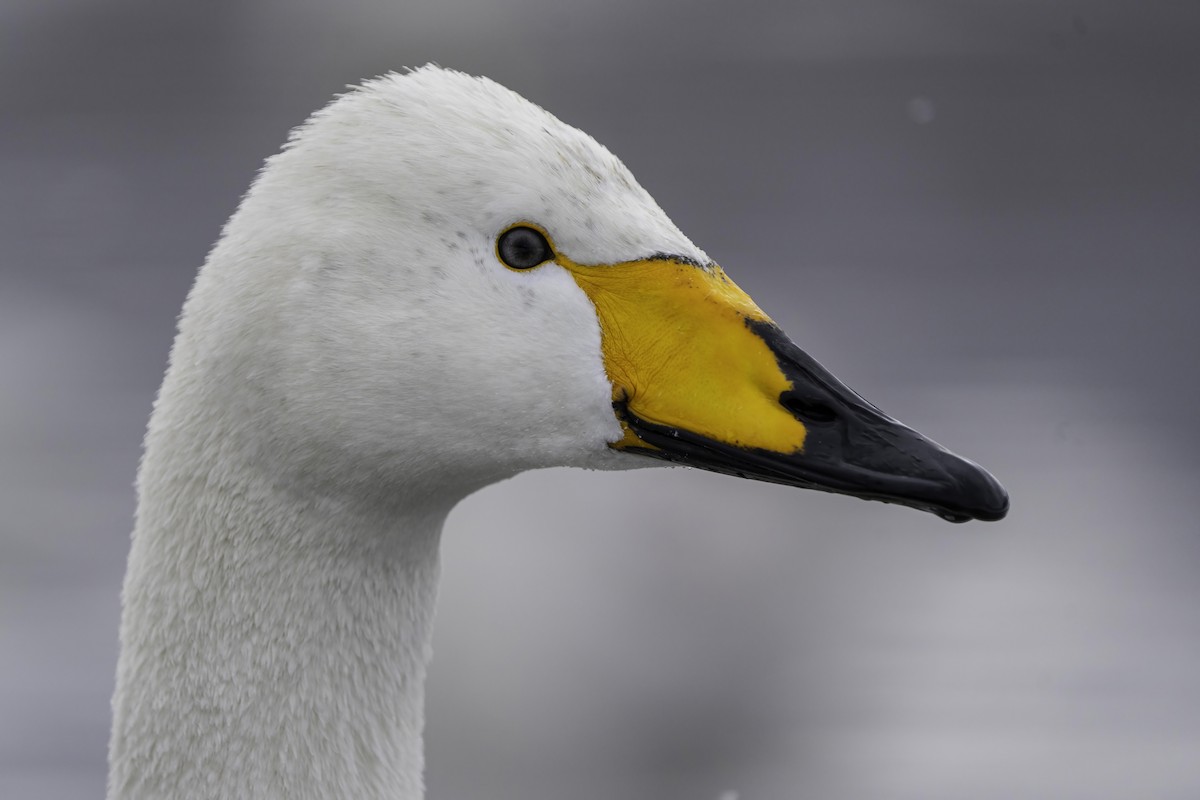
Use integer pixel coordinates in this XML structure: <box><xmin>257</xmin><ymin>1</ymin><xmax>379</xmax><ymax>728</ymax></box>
<box><xmin>497</xmin><ymin>226</ymin><xmax>553</xmax><ymax>270</ymax></box>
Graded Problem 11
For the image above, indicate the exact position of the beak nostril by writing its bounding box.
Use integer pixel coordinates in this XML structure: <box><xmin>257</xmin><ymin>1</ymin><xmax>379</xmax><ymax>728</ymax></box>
<box><xmin>784</xmin><ymin>395</ymin><xmax>838</xmax><ymax>425</ymax></box>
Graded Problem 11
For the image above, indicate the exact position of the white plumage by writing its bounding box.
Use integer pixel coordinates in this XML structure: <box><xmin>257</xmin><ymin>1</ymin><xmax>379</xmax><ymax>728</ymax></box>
<box><xmin>108</xmin><ymin>66</ymin><xmax>703</xmax><ymax>800</ymax></box>
<box><xmin>108</xmin><ymin>65</ymin><xmax>1006</xmax><ymax>800</ymax></box>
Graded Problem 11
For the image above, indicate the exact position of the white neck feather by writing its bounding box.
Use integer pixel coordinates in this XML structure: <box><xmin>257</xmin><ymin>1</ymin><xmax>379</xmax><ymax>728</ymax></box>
<box><xmin>108</xmin><ymin>394</ymin><xmax>457</xmax><ymax>800</ymax></box>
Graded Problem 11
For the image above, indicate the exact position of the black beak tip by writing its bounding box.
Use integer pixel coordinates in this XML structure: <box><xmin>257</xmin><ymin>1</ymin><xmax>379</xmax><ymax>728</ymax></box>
<box><xmin>941</xmin><ymin>456</ymin><xmax>1009</xmax><ymax>523</ymax></box>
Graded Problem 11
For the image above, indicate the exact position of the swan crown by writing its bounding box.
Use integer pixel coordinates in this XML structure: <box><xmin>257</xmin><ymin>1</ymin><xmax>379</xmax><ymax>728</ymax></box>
<box><xmin>271</xmin><ymin>66</ymin><xmax>706</xmax><ymax>266</ymax></box>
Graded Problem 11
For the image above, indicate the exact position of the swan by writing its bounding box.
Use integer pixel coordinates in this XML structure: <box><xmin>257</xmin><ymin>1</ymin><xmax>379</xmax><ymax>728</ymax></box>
<box><xmin>107</xmin><ymin>66</ymin><xmax>1008</xmax><ymax>800</ymax></box>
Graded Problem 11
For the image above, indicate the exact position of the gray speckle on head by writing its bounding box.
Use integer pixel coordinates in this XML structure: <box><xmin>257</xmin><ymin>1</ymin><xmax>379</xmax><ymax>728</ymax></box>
<box><xmin>517</xmin><ymin>286</ymin><xmax>536</xmax><ymax>309</ymax></box>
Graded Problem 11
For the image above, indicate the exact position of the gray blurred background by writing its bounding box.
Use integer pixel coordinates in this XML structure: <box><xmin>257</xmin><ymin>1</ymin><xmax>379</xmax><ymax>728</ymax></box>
<box><xmin>2</xmin><ymin>1</ymin><xmax>1198</xmax><ymax>798</ymax></box>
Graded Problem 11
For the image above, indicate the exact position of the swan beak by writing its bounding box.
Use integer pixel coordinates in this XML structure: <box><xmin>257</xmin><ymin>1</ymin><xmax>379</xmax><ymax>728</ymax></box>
<box><xmin>566</xmin><ymin>257</ymin><xmax>1009</xmax><ymax>523</ymax></box>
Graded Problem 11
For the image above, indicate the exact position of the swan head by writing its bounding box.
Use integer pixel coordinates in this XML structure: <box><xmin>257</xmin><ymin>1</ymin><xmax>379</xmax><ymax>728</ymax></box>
<box><xmin>184</xmin><ymin>66</ymin><xmax>1007</xmax><ymax>521</ymax></box>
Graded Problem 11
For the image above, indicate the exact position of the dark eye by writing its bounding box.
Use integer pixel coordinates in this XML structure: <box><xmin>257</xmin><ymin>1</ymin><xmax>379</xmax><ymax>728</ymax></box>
<box><xmin>497</xmin><ymin>226</ymin><xmax>553</xmax><ymax>270</ymax></box>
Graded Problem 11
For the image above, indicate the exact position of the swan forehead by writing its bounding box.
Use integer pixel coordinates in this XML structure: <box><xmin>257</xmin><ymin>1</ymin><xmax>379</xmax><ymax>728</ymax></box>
<box><xmin>304</xmin><ymin>67</ymin><xmax>706</xmax><ymax>265</ymax></box>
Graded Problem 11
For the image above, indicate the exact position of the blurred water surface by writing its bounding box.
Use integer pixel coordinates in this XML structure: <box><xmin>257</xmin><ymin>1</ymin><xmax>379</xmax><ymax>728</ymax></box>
<box><xmin>2</xmin><ymin>1</ymin><xmax>1198</xmax><ymax>798</ymax></box>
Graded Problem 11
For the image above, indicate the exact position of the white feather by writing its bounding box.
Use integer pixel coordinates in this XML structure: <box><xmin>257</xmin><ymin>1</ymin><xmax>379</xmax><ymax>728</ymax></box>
<box><xmin>108</xmin><ymin>66</ymin><xmax>705</xmax><ymax>800</ymax></box>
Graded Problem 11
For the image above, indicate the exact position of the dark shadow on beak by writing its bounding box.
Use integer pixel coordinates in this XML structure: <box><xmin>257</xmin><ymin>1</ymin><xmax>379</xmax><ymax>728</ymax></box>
<box><xmin>616</xmin><ymin>320</ymin><xmax>1009</xmax><ymax>523</ymax></box>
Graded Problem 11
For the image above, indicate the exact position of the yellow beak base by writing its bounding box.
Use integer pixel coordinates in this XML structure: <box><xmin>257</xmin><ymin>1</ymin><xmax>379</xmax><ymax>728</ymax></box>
<box><xmin>565</xmin><ymin>256</ymin><xmax>809</xmax><ymax>454</ymax></box>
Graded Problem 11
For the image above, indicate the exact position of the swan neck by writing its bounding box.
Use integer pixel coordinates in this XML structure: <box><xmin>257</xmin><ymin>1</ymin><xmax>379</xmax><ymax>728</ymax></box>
<box><xmin>108</xmin><ymin>433</ymin><xmax>450</xmax><ymax>800</ymax></box>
